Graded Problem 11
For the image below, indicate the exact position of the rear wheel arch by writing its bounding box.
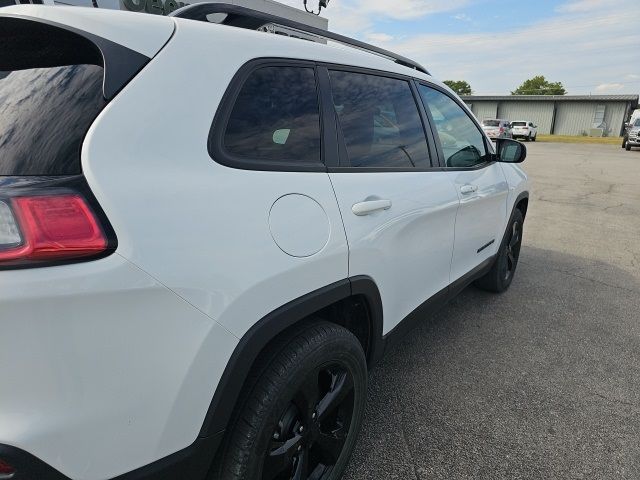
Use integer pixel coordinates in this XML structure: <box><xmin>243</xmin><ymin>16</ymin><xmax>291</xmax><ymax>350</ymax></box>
<box><xmin>199</xmin><ymin>276</ymin><xmax>384</xmax><ymax>439</ymax></box>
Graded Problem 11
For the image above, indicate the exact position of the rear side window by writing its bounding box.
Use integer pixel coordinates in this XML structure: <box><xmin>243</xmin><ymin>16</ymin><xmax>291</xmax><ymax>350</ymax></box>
<box><xmin>329</xmin><ymin>71</ymin><xmax>430</xmax><ymax>169</ymax></box>
<box><xmin>0</xmin><ymin>18</ymin><xmax>107</xmax><ymax>176</ymax></box>
<box><xmin>223</xmin><ymin>66</ymin><xmax>321</xmax><ymax>165</ymax></box>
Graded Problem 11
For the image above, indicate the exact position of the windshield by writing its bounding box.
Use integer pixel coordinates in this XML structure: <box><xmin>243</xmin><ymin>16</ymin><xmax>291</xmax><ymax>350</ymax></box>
<box><xmin>0</xmin><ymin>18</ymin><xmax>106</xmax><ymax>176</ymax></box>
<box><xmin>512</xmin><ymin>122</ymin><xmax>527</xmax><ymax>127</ymax></box>
<box><xmin>482</xmin><ymin>120</ymin><xmax>500</xmax><ymax>127</ymax></box>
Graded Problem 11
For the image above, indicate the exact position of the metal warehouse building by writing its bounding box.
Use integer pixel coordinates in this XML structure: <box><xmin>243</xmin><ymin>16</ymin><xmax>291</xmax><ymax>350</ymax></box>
<box><xmin>461</xmin><ymin>95</ymin><xmax>639</xmax><ymax>137</ymax></box>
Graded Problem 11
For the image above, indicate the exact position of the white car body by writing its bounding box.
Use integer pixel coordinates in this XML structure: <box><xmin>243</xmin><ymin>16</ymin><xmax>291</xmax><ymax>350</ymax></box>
<box><xmin>0</xmin><ymin>5</ymin><xmax>530</xmax><ymax>480</ymax></box>
<box><xmin>511</xmin><ymin>120</ymin><xmax>538</xmax><ymax>141</ymax></box>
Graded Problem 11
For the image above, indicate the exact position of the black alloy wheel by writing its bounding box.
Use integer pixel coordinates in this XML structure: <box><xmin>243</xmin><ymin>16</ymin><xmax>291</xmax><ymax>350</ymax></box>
<box><xmin>474</xmin><ymin>208</ymin><xmax>525</xmax><ymax>293</ymax></box>
<box><xmin>263</xmin><ymin>364</ymin><xmax>355</xmax><ymax>480</ymax></box>
<box><xmin>213</xmin><ymin>322</ymin><xmax>367</xmax><ymax>480</ymax></box>
<box><xmin>503</xmin><ymin>218</ymin><xmax>522</xmax><ymax>283</ymax></box>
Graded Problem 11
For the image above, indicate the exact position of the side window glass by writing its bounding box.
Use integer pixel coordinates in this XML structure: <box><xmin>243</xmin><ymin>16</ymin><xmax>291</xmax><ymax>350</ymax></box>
<box><xmin>329</xmin><ymin>71</ymin><xmax>430</xmax><ymax>169</ymax></box>
<box><xmin>418</xmin><ymin>85</ymin><xmax>488</xmax><ymax>168</ymax></box>
<box><xmin>224</xmin><ymin>66</ymin><xmax>321</xmax><ymax>164</ymax></box>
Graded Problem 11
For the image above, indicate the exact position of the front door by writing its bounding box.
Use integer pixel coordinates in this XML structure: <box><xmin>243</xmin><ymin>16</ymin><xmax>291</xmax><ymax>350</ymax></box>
<box><xmin>417</xmin><ymin>84</ymin><xmax>509</xmax><ymax>283</ymax></box>
<box><xmin>324</xmin><ymin>68</ymin><xmax>460</xmax><ymax>334</ymax></box>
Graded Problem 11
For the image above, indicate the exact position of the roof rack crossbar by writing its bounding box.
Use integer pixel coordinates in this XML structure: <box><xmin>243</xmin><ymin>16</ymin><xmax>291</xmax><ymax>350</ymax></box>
<box><xmin>170</xmin><ymin>2</ymin><xmax>429</xmax><ymax>75</ymax></box>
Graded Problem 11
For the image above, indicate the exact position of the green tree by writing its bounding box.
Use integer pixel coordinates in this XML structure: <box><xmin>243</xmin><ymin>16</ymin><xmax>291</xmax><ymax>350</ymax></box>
<box><xmin>443</xmin><ymin>80</ymin><xmax>473</xmax><ymax>96</ymax></box>
<box><xmin>512</xmin><ymin>75</ymin><xmax>566</xmax><ymax>95</ymax></box>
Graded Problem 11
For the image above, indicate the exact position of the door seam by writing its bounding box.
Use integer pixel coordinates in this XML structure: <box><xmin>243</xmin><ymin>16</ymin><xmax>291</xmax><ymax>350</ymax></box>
<box><xmin>326</xmin><ymin>172</ymin><xmax>351</xmax><ymax>277</ymax></box>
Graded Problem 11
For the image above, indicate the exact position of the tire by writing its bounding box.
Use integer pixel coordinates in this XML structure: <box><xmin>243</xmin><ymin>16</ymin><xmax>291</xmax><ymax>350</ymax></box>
<box><xmin>626</xmin><ymin>143</ymin><xmax>632</xmax><ymax>151</ymax></box>
<box><xmin>212</xmin><ymin>322</ymin><xmax>368</xmax><ymax>480</ymax></box>
<box><xmin>475</xmin><ymin>209</ymin><xmax>524</xmax><ymax>293</ymax></box>
<box><xmin>622</xmin><ymin>137</ymin><xmax>627</xmax><ymax>148</ymax></box>
<box><xmin>526</xmin><ymin>134</ymin><xmax>531</xmax><ymax>142</ymax></box>
<box><xmin>532</xmin><ymin>134</ymin><xmax>537</xmax><ymax>142</ymax></box>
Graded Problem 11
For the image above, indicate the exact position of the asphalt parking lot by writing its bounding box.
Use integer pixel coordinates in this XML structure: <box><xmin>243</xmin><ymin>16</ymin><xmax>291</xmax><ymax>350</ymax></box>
<box><xmin>343</xmin><ymin>142</ymin><xmax>640</xmax><ymax>479</ymax></box>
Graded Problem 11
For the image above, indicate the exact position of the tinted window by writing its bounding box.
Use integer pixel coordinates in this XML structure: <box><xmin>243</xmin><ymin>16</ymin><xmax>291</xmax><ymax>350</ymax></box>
<box><xmin>418</xmin><ymin>85</ymin><xmax>488</xmax><ymax>168</ymax></box>
<box><xmin>512</xmin><ymin>122</ymin><xmax>527</xmax><ymax>127</ymax></box>
<box><xmin>329</xmin><ymin>71</ymin><xmax>430</xmax><ymax>168</ymax></box>
<box><xmin>482</xmin><ymin>120</ymin><xmax>500</xmax><ymax>127</ymax></box>
<box><xmin>0</xmin><ymin>21</ymin><xmax>106</xmax><ymax>176</ymax></box>
<box><xmin>224</xmin><ymin>67</ymin><xmax>321</xmax><ymax>164</ymax></box>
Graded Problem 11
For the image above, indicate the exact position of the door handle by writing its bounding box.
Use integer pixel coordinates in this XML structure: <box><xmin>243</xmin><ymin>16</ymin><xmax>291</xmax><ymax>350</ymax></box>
<box><xmin>460</xmin><ymin>184</ymin><xmax>478</xmax><ymax>195</ymax></box>
<box><xmin>352</xmin><ymin>199</ymin><xmax>392</xmax><ymax>216</ymax></box>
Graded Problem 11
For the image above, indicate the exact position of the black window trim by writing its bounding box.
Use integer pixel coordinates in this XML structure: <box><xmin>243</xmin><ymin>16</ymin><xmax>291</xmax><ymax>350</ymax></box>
<box><xmin>319</xmin><ymin>63</ymin><xmax>440</xmax><ymax>173</ymax></box>
<box><xmin>2</xmin><ymin>14</ymin><xmax>151</xmax><ymax>100</ymax></box>
<box><xmin>209</xmin><ymin>58</ymin><xmax>445</xmax><ymax>173</ymax></box>
<box><xmin>415</xmin><ymin>80</ymin><xmax>497</xmax><ymax>171</ymax></box>
<box><xmin>208</xmin><ymin>58</ymin><xmax>327</xmax><ymax>172</ymax></box>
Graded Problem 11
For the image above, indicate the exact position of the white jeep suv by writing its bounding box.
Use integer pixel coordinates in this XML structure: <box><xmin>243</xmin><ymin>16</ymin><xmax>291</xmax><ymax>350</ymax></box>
<box><xmin>0</xmin><ymin>5</ymin><xmax>529</xmax><ymax>480</ymax></box>
<box><xmin>511</xmin><ymin>121</ymin><xmax>538</xmax><ymax>142</ymax></box>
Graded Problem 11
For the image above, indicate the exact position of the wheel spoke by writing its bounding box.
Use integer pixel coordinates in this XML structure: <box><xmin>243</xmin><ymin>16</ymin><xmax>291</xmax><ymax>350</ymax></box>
<box><xmin>262</xmin><ymin>363</ymin><xmax>357</xmax><ymax>480</ymax></box>
<box><xmin>315</xmin><ymin>425</ymin><xmax>348</xmax><ymax>464</ymax></box>
<box><xmin>263</xmin><ymin>435</ymin><xmax>303</xmax><ymax>480</ymax></box>
<box><xmin>509</xmin><ymin>222</ymin><xmax>520</xmax><ymax>248</ymax></box>
<box><xmin>308</xmin><ymin>463</ymin><xmax>331</xmax><ymax>480</ymax></box>
<box><xmin>316</xmin><ymin>370</ymin><xmax>353</xmax><ymax>421</ymax></box>
<box><xmin>292</xmin><ymin>447</ymin><xmax>308</xmax><ymax>480</ymax></box>
<box><xmin>507</xmin><ymin>249</ymin><xmax>515</xmax><ymax>269</ymax></box>
<box><xmin>298</xmin><ymin>371</ymin><xmax>321</xmax><ymax>418</ymax></box>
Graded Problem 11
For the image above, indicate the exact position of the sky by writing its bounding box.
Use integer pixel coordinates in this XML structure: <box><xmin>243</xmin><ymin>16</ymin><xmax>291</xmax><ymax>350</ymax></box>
<box><xmin>276</xmin><ymin>0</ymin><xmax>640</xmax><ymax>95</ymax></box>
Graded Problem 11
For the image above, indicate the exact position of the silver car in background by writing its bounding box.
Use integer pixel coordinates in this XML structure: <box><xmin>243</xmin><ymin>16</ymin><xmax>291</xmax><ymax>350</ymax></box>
<box><xmin>482</xmin><ymin>119</ymin><xmax>513</xmax><ymax>140</ymax></box>
<box><xmin>625</xmin><ymin>118</ymin><xmax>640</xmax><ymax>151</ymax></box>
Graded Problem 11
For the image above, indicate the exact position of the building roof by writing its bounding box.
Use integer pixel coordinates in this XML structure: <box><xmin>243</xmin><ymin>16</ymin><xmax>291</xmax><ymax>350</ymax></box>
<box><xmin>460</xmin><ymin>94</ymin><xmax>639</xmax><ymax>103</ymax></box>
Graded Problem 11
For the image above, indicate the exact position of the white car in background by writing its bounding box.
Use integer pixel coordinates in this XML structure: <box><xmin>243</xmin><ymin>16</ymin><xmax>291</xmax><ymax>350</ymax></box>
<box><xmin>511</xmin><ymin>121</ymin><xmax>538</xmax><ymax>142</ymax></box>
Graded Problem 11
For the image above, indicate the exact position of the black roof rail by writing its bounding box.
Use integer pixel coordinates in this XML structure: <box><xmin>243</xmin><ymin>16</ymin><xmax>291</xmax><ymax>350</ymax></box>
<box><xmin>169</xmin><ymin>2</ymin><xmax>429</xmax><ymax>75</ymax></box>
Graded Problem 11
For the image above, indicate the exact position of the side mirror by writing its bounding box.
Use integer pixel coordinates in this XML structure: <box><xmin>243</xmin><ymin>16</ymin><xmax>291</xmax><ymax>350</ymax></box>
<box><xmin>495</xmin><ymin>138</ymin><xmax>526</xmax><ymax>163</ymax></box>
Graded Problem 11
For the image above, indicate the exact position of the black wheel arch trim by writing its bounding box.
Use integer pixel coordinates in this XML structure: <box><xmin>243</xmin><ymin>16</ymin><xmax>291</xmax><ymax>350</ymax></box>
<box><xmin>494</xmin><ymin>190</ymin><xmax>529</xmax><ymax>262</ymax></box>
<box><xmin>511</xmin><ymin>191</ymin><xmax>530</xmax><ymax>220</ymax></box>
<box><xmin>198</xmin><ymin>275</ymin><xmax>384</xmax><ymax>438</ymax></box>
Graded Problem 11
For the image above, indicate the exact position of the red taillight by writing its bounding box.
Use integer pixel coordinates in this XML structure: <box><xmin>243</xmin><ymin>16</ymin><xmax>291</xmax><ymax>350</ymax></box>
<box><xmin>0</xmin><ymin>194</ymin><xmax>107</xmax><ymax>263</ymax></box>
<box><xmin>499</xmin><ymin>127</ymin><xmax>505</xmax><ymax>133</ymax></box>
<box><xmin>0</xmin><ymin>459</ymin><xmax>15</xmax><ymax>476</ymax></box>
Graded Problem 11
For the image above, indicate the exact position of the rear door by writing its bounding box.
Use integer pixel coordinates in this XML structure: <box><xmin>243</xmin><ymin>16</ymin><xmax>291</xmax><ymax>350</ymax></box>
<box><xmin>322</xmin><ymin>67</ymin><xmax>460</xmax><ymax>334</ymax></box>
<box><xmin>417</xmin><ymin>84</ymin><xmax>509</xmax><ymax>283</ymax></box>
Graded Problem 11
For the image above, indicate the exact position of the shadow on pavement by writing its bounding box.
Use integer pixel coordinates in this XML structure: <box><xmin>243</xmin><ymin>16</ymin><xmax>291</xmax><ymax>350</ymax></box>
<box><xmin>343</xmin><ymin>245</ymin><xmax>640</xmax><ymax>480</ymax></box>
